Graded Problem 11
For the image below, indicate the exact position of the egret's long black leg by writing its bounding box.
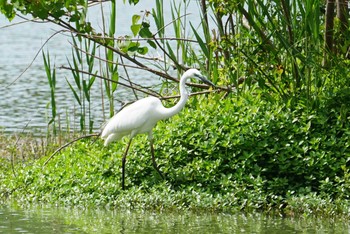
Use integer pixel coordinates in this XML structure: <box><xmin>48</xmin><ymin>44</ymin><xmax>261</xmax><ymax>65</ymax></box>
<box><xmin>150</xmin><ymin>139</ymin><xmax>164</xmax><ymax>179</ymax></box>
<box><xmin>122</xmin><ymin>138</ymin><xmax>132</xmax><ymax>190</ymax></box>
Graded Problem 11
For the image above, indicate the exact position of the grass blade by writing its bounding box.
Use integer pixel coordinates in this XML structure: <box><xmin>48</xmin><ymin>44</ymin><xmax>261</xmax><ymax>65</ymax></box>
<box><xmin>190</xmin><ymin>23</ymin><xmax>209</xmax><ymax>59</ymax></box>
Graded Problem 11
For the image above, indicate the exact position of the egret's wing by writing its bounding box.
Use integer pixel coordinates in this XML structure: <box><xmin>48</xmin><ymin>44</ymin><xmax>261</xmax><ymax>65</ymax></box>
<box><xmin>101</xmin><ymin>97</ymin><xmax>160</xmax><ymax>139</ymax></box>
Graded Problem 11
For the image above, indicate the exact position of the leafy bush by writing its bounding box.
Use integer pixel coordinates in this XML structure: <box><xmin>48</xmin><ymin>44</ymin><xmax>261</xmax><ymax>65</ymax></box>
<box><xmin>1</xmin><ymin>91</ymin><xmax>350</xmax><ymax>215</ymax></box>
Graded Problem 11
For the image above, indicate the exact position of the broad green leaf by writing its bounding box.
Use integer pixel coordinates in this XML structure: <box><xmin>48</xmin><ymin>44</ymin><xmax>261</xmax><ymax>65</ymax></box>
<box><xmin>131</xmin><ymin>24</ymin><xmax>141</xmax><ymax>37</ymax></box>
<box><xmin>127</xmin><ymin>41</ymin><xmax>140</xmax><ymax>52</ymax></box>
<box><xmin>147</xmin><ymin>40</ymin><xmax>157</xmax><ymax>49</ymax></box>
<box><xmin>141</xmin><ymin>21</ymin><xmax>150</xmax><ymax>28</ymax></box>
<box><xmin>137</xmin><ymin>46</ymin><xmax>148</xmax><ymax>55</ymax></box>
<box><xmin>139</xmin><ymin>27</ymin><xmax>153</xmax><ymax>38</ymax></box>
<box><xmin>132</xmin><ymin>14</ymin><xmax>141</xmax><ymax>25</ymax></box>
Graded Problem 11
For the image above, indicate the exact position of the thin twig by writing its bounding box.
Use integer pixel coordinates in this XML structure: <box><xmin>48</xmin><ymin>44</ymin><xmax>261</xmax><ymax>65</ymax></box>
<box><xmin>152</xmin><ymin>35</ymin><xmax>186</xmax><ymax>71</ymax></box>
<box><xmin>160</xmin><ymin>89</ymin><xmax>219</xmax><ymax>100</ymax></box>
<box><xmin>60</xmin><ymin>65</ymin><xmax>160</xmax><ymax>97</ymax></box>
<box><xmin>68</xmin><ymin>41</ymin><xmax>217</xmax><ymax>90</ymax></box>
<box><xmin>43</xmin><ymin>133</ymin><xmax>100</xmax><ymax>167</ymax></box>
<box><xmin>150</xmin><ymin>12</ymin><xmax>192</xmax><ymax>71</ymax></box>
<box><xmin>85</xmin><ymin>34</ymin><xmax>198</xmax><ymax>43</ymax></box>
<box><xmin>6</xmin><ymin>30</ymin><xmax>65</xmax><ymax>88</ymax></box>
<box><xmin>50</xmin><ymin>14</ymin><xmax>206</xmax><ymax>88</ymax></box>
<box><xmin>153</xmin><ymin>12</ymin><xmax>191</xmax><ymax>38</ymax></box>
<box><xmin>120</xmin><ymin>56</ymin><xmax>139</xmax><ymax>100</ymax></box>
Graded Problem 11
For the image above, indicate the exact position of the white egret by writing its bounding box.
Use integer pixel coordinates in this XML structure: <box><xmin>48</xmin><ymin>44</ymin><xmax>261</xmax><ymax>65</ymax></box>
<box><xmin>101</xmin><ymin>68</ymin><xmax>215</xmax><ymax>189</ymax></box>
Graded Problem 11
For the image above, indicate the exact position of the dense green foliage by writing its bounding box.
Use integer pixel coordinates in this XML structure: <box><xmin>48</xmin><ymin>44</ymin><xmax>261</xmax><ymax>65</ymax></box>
<box><xmin>1</xmin><ymin>0</ymin><xmax>350</xmax><ymax>217</ymax></box>
<box><xmin>1</xmin><ymin>91</ymin><xmax>349</xmax><ymax>216</ymax></box>
<box><xmin>3</xmin><ymin>0</ymin><xmax>350</xmax><ymax>131</ymax></box>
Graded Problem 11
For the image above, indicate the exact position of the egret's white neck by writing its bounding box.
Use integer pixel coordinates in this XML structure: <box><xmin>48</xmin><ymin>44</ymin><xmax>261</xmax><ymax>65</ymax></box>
<box><xmin>161</xmin><ymin>77</ymin><xmax>189</xmax><ymax>119</ymax></box>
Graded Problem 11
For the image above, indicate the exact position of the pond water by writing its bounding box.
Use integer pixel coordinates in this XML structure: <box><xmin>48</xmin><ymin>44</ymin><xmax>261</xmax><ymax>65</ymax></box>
<box><xmin>1</xmin><ymin>203</ymin><xmax>349</xmax><ymax>234</ymax></box>
<box><xmin>0</xmin><ymin>1</ymin><xmax>203</xmax><ymax>134</ymax></box>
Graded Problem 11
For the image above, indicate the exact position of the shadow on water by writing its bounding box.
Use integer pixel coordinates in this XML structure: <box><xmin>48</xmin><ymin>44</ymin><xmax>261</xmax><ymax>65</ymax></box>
<box><xmin>1</xmin><ymin>202</ymin><xmax>349</xmax><ymax>233</ymax></box>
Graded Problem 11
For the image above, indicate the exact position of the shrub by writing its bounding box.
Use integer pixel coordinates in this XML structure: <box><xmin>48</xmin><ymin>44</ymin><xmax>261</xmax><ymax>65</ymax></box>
<box><xmin>1</xmin><ymin>92</ymin><xmax>349</xmax><ymax>214</ymax></box>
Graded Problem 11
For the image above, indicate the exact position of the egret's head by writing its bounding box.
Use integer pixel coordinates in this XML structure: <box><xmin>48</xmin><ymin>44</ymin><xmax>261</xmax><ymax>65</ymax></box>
<box><xmin>184</xmin><ymin>68</ymin><xmax>215</xmax><ymax>87</ymax></box>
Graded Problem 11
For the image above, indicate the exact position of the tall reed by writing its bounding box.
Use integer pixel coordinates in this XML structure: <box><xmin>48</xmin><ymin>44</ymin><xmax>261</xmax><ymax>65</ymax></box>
<box><xmin>43</xmin><ymin>51</ymin><xmax>57</xmax><ymax>135</ymax></box>
<box><xmin>39</xmin><ymin>0</ymin><xmax>350</xmax><ymax>134</ymax></box>
<box><xmin>66</xmin><ymin>36</ymin><xmax>96</xmax><ymax>134</ymax></box>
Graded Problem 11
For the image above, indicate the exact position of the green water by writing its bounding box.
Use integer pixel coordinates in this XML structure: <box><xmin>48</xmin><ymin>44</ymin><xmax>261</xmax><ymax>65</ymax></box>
<box><xmin>0</xmin><ymin>204</ymin><xmax>349</xmax><ymax>233</ymax></box>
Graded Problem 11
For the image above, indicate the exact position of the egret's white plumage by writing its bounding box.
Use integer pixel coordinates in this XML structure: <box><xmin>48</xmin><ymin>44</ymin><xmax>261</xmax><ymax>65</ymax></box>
<box><xmin>101</xmin><ymin>68</ymin><xmax>214</xmax><ymax>189</ymax></box>
<box><xmin>101</xmin><ymin>96</ymin><xmax>163</xmax><ymax>145</ymax></box>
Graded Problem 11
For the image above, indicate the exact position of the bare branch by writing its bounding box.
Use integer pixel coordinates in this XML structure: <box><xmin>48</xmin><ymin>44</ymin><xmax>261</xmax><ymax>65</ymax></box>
<box><xmin>6</xmin><ymin>30</ymin><xmax>65</xmax><ymax>88</ymax></box>
<box><xmin>43</xmin><ymin>133</ymin><xmax>100</xmax><ymax>167</ymax></box>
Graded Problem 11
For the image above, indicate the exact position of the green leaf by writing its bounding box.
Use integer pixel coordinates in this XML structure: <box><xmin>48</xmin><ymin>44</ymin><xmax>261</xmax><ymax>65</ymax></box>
<box><xmin>88</xmin><ymin>75</ymin><xmax>96</xmax><ymax>90</ymax></box>
<box><xmin>82</xmin><ymin>80</ymin><xmax>90</xmax><ymax>102</ymax></box>
<box><xmin>131</xmin><ymin>24</ymin><xmax>141</xmax><ymax>37</ymax></box>
<box><xmin>109</xmin><ymin>0</ymin><xmax>116</xmax><ymax>35</ymax></box>
<box><xmin>147</xmin><ymin>40</ymin><xmax>157</xmax><ymax>49</ymax></box>
<box><xmin>51</xmin><ymin>9</ymin><xmax>65</xmax><ymax>19</ymax></box>
<box><xmin>137</xmin><ymin>46</ymin><xmax>148</xmax><ymax>55</ymax></box>
<box><xmin>142</xmin><ymin>21</ymin><xmax>150</xmax><ymax>28</ymax></box>
<box><xmin>0</xmin><ymin>2</ymin><xmax>15</xmax><ymax>21</ymax></box>
<box><xmin>190</xmin><ymin>23</ymin><xmax>209</xmax><ymax>59</ymax></box>
<box><xmin>139</xmin><ymin>27</ymin><xmax>153</xmax><ymax>38</ymax></box>
<box><xmin>166</xmin><ymin>42</ymin><xmax>176</xmax><ymax>61</ymax></box>
<box><xmin>127</xmin><ymin>41</ymin><xmax>140</xmax><ymax>52</ymax></box>
<box><xmin>111</xmin><ymin>72</ymin><xmax>119</xmax><ymax>92</ymax></box>
<box><xmin>128</xmin><ymin>0</ymin><xmax>139</xmax><ymax>4</ymax></box>
<box><xmin>66</xmin><ymin>78</ymin><xmax>81</xmax><ymax>106</ymax></box>
<box><xmin>104</xmin><ymin>79</ymin><xmax>111</xmax><ymax>99</ymax></box>
<box><xmin>132</xmin><ymin>14</ymin><xmax>141</xmax><ymax>25</ymax></box>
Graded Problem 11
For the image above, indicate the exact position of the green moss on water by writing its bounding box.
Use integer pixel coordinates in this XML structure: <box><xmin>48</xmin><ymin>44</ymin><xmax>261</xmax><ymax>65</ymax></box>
<box><xmin>1</xmin><ymin>93</ymin><xmax>350</xmax><ymax>218</ymax></box>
